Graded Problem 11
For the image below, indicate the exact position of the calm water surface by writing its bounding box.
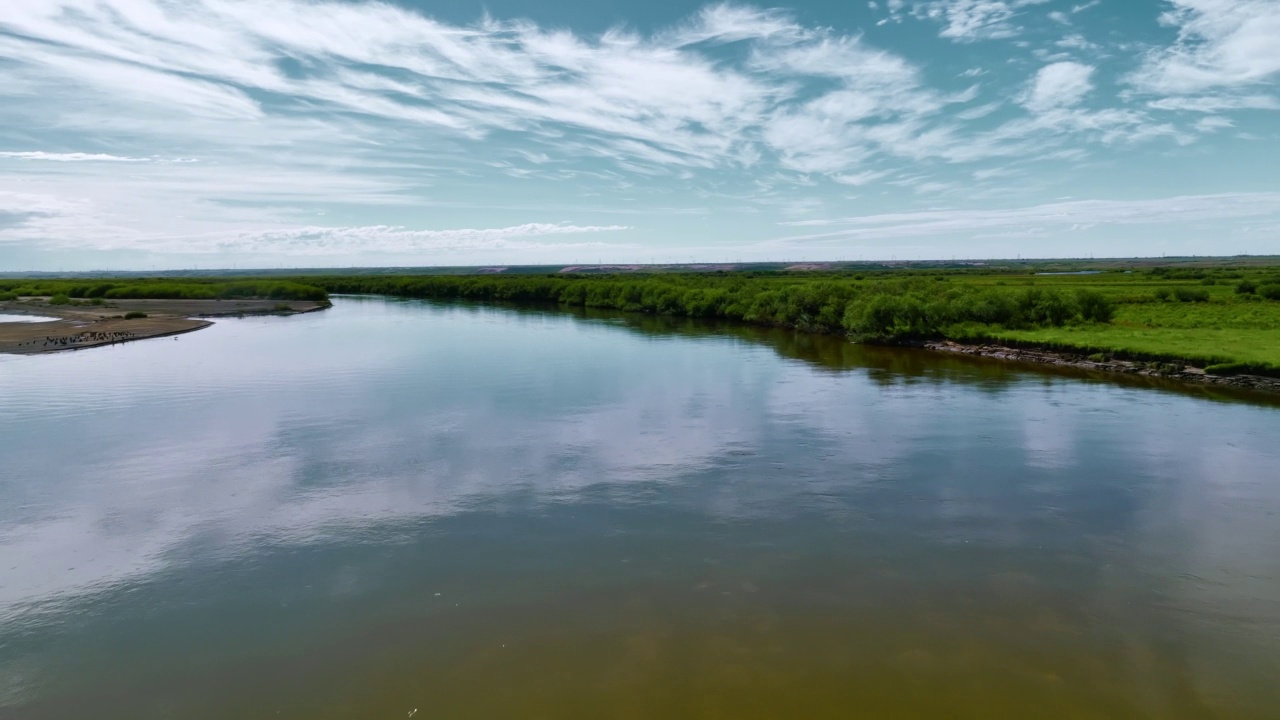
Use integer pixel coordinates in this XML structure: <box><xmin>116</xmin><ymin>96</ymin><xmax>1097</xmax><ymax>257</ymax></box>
<box><xmin>1</xmin><ymin>297</ymin><xmax>1278</xmax><ymax>719</ymax></box>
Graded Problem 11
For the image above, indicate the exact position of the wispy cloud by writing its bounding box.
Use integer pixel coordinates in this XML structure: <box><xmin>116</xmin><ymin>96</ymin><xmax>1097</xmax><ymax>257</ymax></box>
<box><xmin>0</xmin><ymin>1</ymin><xmax>1274</xmax><ymax>264</ymax></box>
<box><xmin>0</xmin><ymin>187</ymin><xmax>629</xmax><ymax>255</ymax></box>
<box><xmin>774</xmin><ymin>193</ymin><xmax>1280</xmax><ymax>242</ymax></box>
<box><xmin>1023</xmin><ymin>62</ymin><xmax>1095</xmax><ymax>113</ymax></box>
<box><xmin>217</xmin><ymin>223</ymin><xmax>633</xmax><ymax>255</ymax></box>
<box><xmin>0</xmin><ymin>0</ymin><xmax>1202</xmax><ymax>184</ymax></box>
<box><xmin>909</xmin><ymin>0</ymin><xmax>1051</xmax><ymax>42</ymax></box>
<box><xmin>0</xmin><ymin>152</ymin><xmax>154</xmax><ymax>162</ymax></box>
<box><xmin>1131</xmin><ymin>0</ymin><xmax>1280</xmax><ymax>95</ymax></box>
<box><xmin>1147</xmin><ymin>93</ymin><xmax>1280</xmax><ymax>113</ymax></box>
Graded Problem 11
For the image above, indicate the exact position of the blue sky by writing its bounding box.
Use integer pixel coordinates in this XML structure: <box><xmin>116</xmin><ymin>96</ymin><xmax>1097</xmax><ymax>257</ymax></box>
<box><xmin>1</xmin><ymin>0</ymin><xmax>1277</xmax><ymax>270</ymax></box>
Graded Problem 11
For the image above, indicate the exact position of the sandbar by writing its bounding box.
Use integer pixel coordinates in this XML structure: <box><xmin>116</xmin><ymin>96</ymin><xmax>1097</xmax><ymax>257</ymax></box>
<box><xmin>0</xmin><ymin>298</ymin><xmax>327</xmax><ymax>355</ymax></box>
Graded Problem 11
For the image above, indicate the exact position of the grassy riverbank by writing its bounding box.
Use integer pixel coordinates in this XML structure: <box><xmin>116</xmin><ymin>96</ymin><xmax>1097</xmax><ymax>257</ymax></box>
<box><xmin>0</xmin><ymin>278</ymin><xmax>328</xmax><ymax>302</ymax></box>
<box><xmin>6</xmin><ymin>265</ymin><xmax>1276</xmax><ymax>374</ymax></box>
<box><xmin>305</xmin><ymin>266</ymin><xmax>1280</xmax><ymax>375</ymax></box>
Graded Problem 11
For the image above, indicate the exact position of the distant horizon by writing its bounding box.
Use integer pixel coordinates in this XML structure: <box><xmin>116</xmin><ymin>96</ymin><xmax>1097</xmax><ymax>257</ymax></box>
<box><xmin>3</xmin><ymin>253</ymin><xmax>1278</xmax><ymax>279</ymax></box>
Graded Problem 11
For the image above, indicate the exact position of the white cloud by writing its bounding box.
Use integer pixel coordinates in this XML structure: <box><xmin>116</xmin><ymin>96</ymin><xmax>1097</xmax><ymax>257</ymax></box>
<box><xmin>1023</xmin><ymin>62</ymin><xmax>1095</xmax><ymax>113</ymax></box>
<box><xmin>0</xmin><ymin>1</ymin><xmax>1271</xmax><ymax>263</ymax></box>
<box><xmin>218</xmin><ymin>223</ymin><xmax>632</xmax><ymax>255</ymax></box>
<box><xmin>1056</xmin><ymin>33</ymin><xmax>1100</xmax><ymax>52</ymax></box>
<box><xmin>773</xmin><ymin>193</ymin><xmax>1280</xmax><ymax>243</ymax></box>
<box><xmin>832</xmin><ymin>170</ymin><xmax>892</xmax><ymax>186</ymax></box>
<box><xmin>1147</xmin><ymin>94</ymin><xmax>1280</xmax><ymax>112</ymax></box>
<box><xmin>1195</xmin><ymin>116</ymin><xmax>1234</xmax><ymax>133</ymax></box>
<box><xmin>911</xmin><ymin>0</ymin><xmax>1052</xmax><ymax>42</ymax></box>
<box><xmin>1131</xmin><ymin>0</ymin><xmax>1280</xmax><ymax>94</ymax></box>
<box><xmin>0</xmin><ymin>185</ymin><xmax>630</xmax><ymax>255</ymax></box>
<box><xmin>0</xmin><ymin>151</ymin><xmax>153</xmax><ymax>162</ymax></box>
<box><xmin>665</xmin><ymin>4</ymin><xmax>805</xmax><ymax>46</ymax></box>
<box><xmin>955</xmin><ymin>101</ymin><xmax>1003</xmax><ymax>120</ymax></box>
<box><xmin>0</xmin><ymin>0</ymin><xmax>1179</xmax><ymax>189</ymax></box>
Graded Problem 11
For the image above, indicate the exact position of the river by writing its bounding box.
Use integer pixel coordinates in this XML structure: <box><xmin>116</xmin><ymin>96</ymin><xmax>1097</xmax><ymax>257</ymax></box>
<box><xmin>1</xmin><ymin>296</ymin><xmax>1277</xmax><ymax>718</ymax></box>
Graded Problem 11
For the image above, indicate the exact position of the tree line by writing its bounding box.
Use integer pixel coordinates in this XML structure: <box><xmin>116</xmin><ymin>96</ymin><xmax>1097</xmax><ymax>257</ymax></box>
<box><xmin>0</xmin><ymin>279</ymin><xmax>328</xmax><ymax>302</ymax></box>
<box><xmin>307</xmin><ymin>274</ymin><xmax>1117</xmax><ymax>340</ymax></box>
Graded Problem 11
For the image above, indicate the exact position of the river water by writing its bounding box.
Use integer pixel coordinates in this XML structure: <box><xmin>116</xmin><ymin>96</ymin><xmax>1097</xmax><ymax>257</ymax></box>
<box><xmin>1</xmin><ymin>297</ymin><xmax>1277</xmax><ymax>719</ymax></box>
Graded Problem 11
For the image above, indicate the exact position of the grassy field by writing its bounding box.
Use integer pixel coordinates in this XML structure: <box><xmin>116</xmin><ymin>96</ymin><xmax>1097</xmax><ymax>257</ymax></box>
<box><xmin>986</xmin><ymin>300</ymin><xmax>1280</xmax><ymax>368</ymax></box>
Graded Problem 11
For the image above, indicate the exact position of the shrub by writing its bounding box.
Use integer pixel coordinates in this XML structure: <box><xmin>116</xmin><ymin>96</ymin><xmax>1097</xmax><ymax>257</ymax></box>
<box><xmin>0</xmin><ymin>291</ymin><xmax>17</xmax><ymax>301</ymax></box>
<box><xmin>1258</xmin><ymin>284</ymin><xmax>1280</xmax><ymax>301</ymax></box>
<box><xmin>1235</xmin><ymin>280</ymin><xmax>1256</xmax><ymax>295</ymax></box>
<box><xmin>123</xmin><ymin>311</ymin><xmax>148</xmax><ymax>319</ymax></box>
<box><xmin>1020</xmin><ymin>288</ymin><xmax>1078</xmax><ymax>325</ymax></box>
<box><xmin>1173</xmin><ymin>287</ymin><xmax>1210</xmax><ymax>303</ymax></box>
<box><xmin>1152</xmin><ymin>288</ymin><xmax>1172</xmax><ymax>301</ymax></box>
<box><xmin>272</xmin><ymin>303</ymin><xmax>294</xmax><ymax>312</ymax></box>
<box><xmin>1075</xmin><ymin>290</ymin><xmax>1116</xmax><ymax>323</ymax></box>
<box><xmin>844</xmin><ymin>294</ymin><xmax>927</xmax><ymax>339</ymax></box>
<box><xmin>49</xmin><ymin>294</ymin><xmax>71</xmax><ymax>305</ymax></box>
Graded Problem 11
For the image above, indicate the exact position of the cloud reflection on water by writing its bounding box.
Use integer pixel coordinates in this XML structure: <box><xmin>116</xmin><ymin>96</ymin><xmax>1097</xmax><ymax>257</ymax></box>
<box><xmin>1</xmin><ymin>298</ymin><xmax>1278</xmax><ymax>715</ymax></box>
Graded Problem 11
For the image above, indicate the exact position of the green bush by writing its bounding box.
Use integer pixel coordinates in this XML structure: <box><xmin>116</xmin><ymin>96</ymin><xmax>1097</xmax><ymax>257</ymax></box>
<box><xmin>1173</xmin><ymin>287</ymin><xmax>1210</xmax><ymax>303</ymax></box>
<box><xmin>1152</xmin><ymin>288</ymin><xmax>1172</xmax><ymax>301</ymax></box>
<box><xmin>123</xmin><ymin>311</ymin><xmax>148</xmax><ymax>319</ymax></box>
<box><xmin>1235</xmin><ymin>280</ymin><xmax>1257</xmax><ymax>295</ymax></box>
<box><xmin>1258</xmin><ymin>284</ymin><xmax>1280</xmax><ymax>301</ymax></box>
<box><xmin>1075</xmin><ymin>289</ymin><xmax>1116</xmax><ymax>323</ymax></box>
<box><xmin>1021</xmin><ymin>288</ymin><xmax>1078</xmax><ymax>325</ymax></box>
<box><xmin>0</xmin><ymin>291</ymin><xmax>17</xmax><ymax>301</ymax></box>
<box><xmin>49</xmin><ymin>294</ymin><xmax>71</xmax><ymax>305</ymax></box>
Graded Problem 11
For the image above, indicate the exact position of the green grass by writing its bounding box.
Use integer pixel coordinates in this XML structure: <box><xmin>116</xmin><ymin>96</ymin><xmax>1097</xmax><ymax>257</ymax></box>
<box><xmin>0</xmin><ymin>278</ymin><xmax>328</xmax><ymax>302</ymax></box>
<box><xmin>982</xmin><ymin>299</ymin><xmax>1280</xmax><ymax>369</ymax></box>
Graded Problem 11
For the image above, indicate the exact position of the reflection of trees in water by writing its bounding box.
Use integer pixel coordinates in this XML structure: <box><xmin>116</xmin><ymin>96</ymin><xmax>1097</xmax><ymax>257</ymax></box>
<box><xmin>567</xmin><ymin>305</ymin><xmax>1023</xmax><ymax>389</ymax></box>
<box><xmin>558</xmin><ymin>304</ymin><xmax>1276</xmax><ymax>404</ymax></box>
<box><xmin>368</xmin><ymin>296</ymin><xmax>1277</xmax><ymax>406</ymax></box>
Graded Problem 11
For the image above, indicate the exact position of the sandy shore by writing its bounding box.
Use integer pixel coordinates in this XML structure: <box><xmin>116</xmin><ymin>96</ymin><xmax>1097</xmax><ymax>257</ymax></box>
<box><xmin>0</xmin><ymin>298</ymin><xmax>327</xmax><ymax>355</ymax></box>
<box><xmin>922</xmin><ymin>340</ymin><xmax>1280</xmax><ymax>394</ymax></box>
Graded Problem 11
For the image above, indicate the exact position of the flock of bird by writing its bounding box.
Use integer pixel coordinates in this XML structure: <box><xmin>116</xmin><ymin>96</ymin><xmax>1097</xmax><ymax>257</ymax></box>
<box><xmin>12</xmin><ymin>329</ymin><xmax>137</xmax><ymax>349</ymax></box>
